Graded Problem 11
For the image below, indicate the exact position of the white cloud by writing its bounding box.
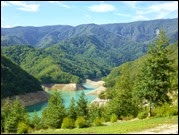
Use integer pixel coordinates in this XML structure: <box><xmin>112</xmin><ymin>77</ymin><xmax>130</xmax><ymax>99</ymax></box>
<box><xmin>6</xmin><ymin>1</ymin><xmax>39</xmax><ymax>12</ymax></box>
<box><xmin>48</xmin><ymin>1</ymin><xmax>70</xmax><ymax>8</ymax></box>
<box><xmin>88</xmin><ymin>3</ymin><xmax>115</xmax><ymax>13</ymax></box>
<box><xmin>122</xmin><ymin>1</ymin><xmax>139</xmax><ymax>8</ymax></box>
<box><xmin>136</xmin><ymin>2</ymin><xmax>178</xmax><ymax>18</ymax></box>
<box><xmin>2</xmin><ymin>24</ymin><xmax>13</xmax><ymax>28</ymax></box>
<box><xmin>1</xmin><ymin>1</ymin><xmax>10</xmax><ymax>7</ymax></box>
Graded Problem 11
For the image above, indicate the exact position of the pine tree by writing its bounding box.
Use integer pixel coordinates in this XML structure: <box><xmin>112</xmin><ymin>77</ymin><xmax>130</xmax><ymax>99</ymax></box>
<box><xmin>107</xmin><ymin>67</ymin><xmax>138</xmax><ymax>117</ymax></box>
<box><xmin>41</xmin><ymin>91</ymin><xmax>66</xmax><ymax>128</ymax></box>
<box><xmin>76</xmin><ymin>91</ymin><xmax>88</xmax><ymax>118</ymax></box>
<box><xmin>68</xmin><ymin>97</ymin><xmax>77</xmax><ymax>120</ymax></box>
<box><xmin>134</xmin><ymin>30</ymin><xmax>174</xmax><ymax>117</ymax></box>
<box><xmin>2</xmin><ymin>98</ymin><xmax>29</xmax><ymax>133</ymax></box>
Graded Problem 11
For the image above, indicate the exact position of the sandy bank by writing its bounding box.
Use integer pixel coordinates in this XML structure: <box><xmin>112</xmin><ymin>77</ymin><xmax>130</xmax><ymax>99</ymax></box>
<box><xmin>85</xmin><ymin>79</ymin><xmax>106</xmax><ymax>95</ymax></box>
<box><xmin>1</xmin><ymin>91</ymin><xmax>49</xmax><ymax>107</ymax></box>
<box><xmin>42</xmin><ymin>83</ymin><xmax>86</xmax><ymax>91</ymax></box>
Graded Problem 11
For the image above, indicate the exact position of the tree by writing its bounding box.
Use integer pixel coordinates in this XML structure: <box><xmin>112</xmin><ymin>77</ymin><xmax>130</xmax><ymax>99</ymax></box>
<box><xmin>68</xmin><ymin>97</ymin><xmax>77</xmax><ymax>120</ymax></box>
<box><xmin>2</xmin><ymin>98</ymin><xmax>29</xmax><ymax>133</ymax></box>
<box><xmin>134</xmin><ymin>30</ymin><xmax>174</xmax><ymax>117</ymax></box>
<box><xmin>41</xmin><ymin>91</ymin><xmax>66</xmax><ymax>128</ymax></box>
<box><xmin>106</xmin><ymin>66</ymin><xmax>138</xmax><ymax>118</ymax></box>
<box><xmin>76</xmin><ymin>91</ymin><xmax>88</xmax><ymax>118</ymax></box>
<box><xmin>31</xmin><ymin>111</ymin><xmax>41</xmax><ymax>130</ymax></box>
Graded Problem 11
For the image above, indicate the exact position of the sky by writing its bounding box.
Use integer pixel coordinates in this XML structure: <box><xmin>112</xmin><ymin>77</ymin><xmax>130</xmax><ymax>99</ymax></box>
<box><xmin>1</xmin><ymin>1</ymin><xmax>178</xmax><ymax>28</ymax></box>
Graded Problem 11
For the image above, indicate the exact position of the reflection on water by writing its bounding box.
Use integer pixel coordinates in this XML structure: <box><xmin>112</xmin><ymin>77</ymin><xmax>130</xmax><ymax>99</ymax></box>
<box><xmin>26</xmin><ymin>83</ymin><xmax>98</xmax><ymax>118</ymax></box>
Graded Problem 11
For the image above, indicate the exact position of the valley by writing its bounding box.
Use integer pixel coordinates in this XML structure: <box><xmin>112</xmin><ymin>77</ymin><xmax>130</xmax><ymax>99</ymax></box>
<box><xmin>1</xmin><ymin>18</ymin><xmax>178</xmax><ymax>134</ymax></box>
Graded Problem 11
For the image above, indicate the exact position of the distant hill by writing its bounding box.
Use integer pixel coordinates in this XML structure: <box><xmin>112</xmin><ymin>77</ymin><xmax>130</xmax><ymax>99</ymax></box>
<box><xmin>1</xmin><ymin>55</ymin><xmax>43</xmax><ymax>98</ymax></box>
<box><xmin>1</xmin><ymin>18</ymin><xmax>178</xmax><ymax>48</ymax></box>
<box><xmin>1</xmin><ymin>18</ymin><xmax>178</xmax><ymax>82</ymax></box>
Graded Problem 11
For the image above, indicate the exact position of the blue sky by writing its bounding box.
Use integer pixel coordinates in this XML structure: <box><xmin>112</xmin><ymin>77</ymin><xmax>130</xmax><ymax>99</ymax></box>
<box><xmin>1</xmin><ymin>1</ymin><xmax>178</xmax><ymax>28</ymax></box>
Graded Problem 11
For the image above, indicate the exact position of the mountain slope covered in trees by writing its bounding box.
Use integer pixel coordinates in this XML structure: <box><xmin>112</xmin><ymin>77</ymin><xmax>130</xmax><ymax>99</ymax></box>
<box><xmin>1</xmin><ymin>18</ymin><xmax>178</xmax><ymax>83</ymax></box>
<box><xmin>1</xmin><ymin>55</ymin><xmax>43</xmax><ymax>98</ymax></box>
<box><xmin>1</xmin><ymin>18</ymin><xmax>178</xmax><ymax>48</ymax></box>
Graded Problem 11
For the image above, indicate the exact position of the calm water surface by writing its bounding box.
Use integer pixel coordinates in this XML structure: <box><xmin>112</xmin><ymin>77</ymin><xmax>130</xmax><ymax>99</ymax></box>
<box><xmin>26</xmin><ymin>83</ymin><xmax>98</xmax><ymax>118</ymax></box>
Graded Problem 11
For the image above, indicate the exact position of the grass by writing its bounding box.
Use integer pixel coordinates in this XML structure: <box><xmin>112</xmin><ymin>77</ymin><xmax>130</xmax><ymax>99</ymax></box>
<box><xmin>32</xmin><ymin>116</ymin><xmax>178</xmax><ymax>134</ymax></box>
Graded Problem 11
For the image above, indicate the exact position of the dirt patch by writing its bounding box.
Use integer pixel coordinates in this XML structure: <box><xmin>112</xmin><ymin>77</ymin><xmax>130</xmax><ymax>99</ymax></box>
<box><xmin>42</xmin><ymin>83</ymin><xmax>85</xmax><ymax>91</ymax></box>
<box><xmin>1</xmin><ymin>91</ymin><xmax>49</xmax><ymax>107</ymax></box>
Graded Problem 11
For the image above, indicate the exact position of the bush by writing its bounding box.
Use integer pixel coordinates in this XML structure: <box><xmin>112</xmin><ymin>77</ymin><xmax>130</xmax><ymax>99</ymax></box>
<box><xmin>75</xmin><ymin>116</ymin><xmax>86</xmax><ymax>128</ymax></box>
<box><xmin>137</xmin><ymin>111</ymin><xmax>148</xmax><ymax>119</ymax></box>
<box><xmin>110</xmin><ymin>113</ymin><xmax>118</xmax><ymax>123</ymax></box>
<box><xmin>121</xmin><ymin>115</ymin><xmax>134</xmax><ymax>121</ymax></box>
<box><xmin>93</xmin><ymin>117</ymin><xmax>103</xmax><ymax>126</ymax></box>
<box><xmin>61</xmin><ymin>117</ymin><xmax>75</xmax><ymax>129</ymax></box>
<box><xmin>17</xmin><ymin>122</ymin><xmax>29</xmax><ymax>134</ymax></box>
<box><xmin>152</xmin><ymin>103</ymin><xmax>178</xmax><ymax>117</ymax></box>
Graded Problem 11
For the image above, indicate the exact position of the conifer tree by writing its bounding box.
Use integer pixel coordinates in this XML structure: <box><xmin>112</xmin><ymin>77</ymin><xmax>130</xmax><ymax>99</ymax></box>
<box><xmin>76</xmin><ymin>91</ymin><xmax>88</xmax><ymax>118</ymax></box>
<box><xmin>68</xmin><ymin>97</ymin><xmax>77</xmax><ymax>120</ymax></box>
<box><xmin>42</xmin><ymin>91</ymin><xmax>66</xmax><ymax>128</ymax></box>
<box><xmin>134</xmin><ymin>30</ymin><xmax>174</xmax><ymax>116</ymax></box>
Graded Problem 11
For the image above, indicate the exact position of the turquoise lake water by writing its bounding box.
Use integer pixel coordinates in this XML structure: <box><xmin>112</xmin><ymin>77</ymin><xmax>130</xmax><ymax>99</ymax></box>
<box><xmin>26</xmin><ymin>83</ymin><xmax>98</xmax><ymax>118</ymax></box>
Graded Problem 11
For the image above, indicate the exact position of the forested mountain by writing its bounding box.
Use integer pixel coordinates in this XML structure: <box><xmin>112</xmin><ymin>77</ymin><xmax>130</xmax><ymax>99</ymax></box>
<box><xmin>104</xmin><ymin>41</ymin><xmax>178</xmax><ymax>91</ymax></box>
<box><xmin>1</xmin><ymin>55</ymin><xmax>43</xmax><ymax>98</ymax></box>
<box><xmin>1</xmin><ymin>18</ymin><xmax>178</xmax><ymax>83</ymax></box>
<box><xmin>1</xmin><ymin>18</ymin><xmax>178</xmax><ymax>48</ymax></box>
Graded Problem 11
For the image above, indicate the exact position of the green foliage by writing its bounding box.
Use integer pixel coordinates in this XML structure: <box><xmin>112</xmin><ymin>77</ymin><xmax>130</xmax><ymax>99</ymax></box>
<box><xmin>110</xmin><ymin>113</ymin><xmax>118</xmax><ymax>123</ymax></box>
<box><xmin>2</xmin><ymin>98</ymin><xmax>29</xmax><ymax>133</ymax></box>
<box><xmin>61</xmin><ymin>117</ymin><xmax>75</xmax><ymax>129</ymax></box>
<box><xmin>67</xmin><ymin>97</ymin><xmax>77</xmax><ymax>120</ymax></box>
<box><xmin>76</xmin><ymin>91</ymin><xmax>88</xmax><ymax>118</ymax></box>
<box><xmin>41</xmin><ymin>91</ymin><xmax>66</xmax><ymax>128</ymax></box>
<box><xmin>17</xmin><ymin>122</ymin><xmax>29</xmax><ymax>134</ymax></box>
<box><xmin>75</xmin><ymin>116</ymin><xmax>87</xmax><ymax>128</ymax></box>
<box><xmin>152</xmin><ymin>103</ymin><xmax>178</xmax><ymax>117</ymax></box>
<box><xmin>137</xmin><ymin>111</ymin><xmax>148</xmax><ymax>119</ymax></box>
<box><xmin>93</xmin><ymin>117</ymin><xmax>103</xmax><ymax>126</ymax></box>
<box><xmin>134</xmin><ymin>30</ymin><xmax>174</xmax><ymax>116</ymax></box>
<box><xmin>1</xmin><ymin>55</ymin><xmax>43</xmax><ymax>98</ymax></box>
<box><xmin>31</xmin><ymin>111</ymin><xmax>42</xmax><ymax>130</ymax></box>
<box><xmin>105</xmin><ymin>67</ymin><xmax>139</xmax><ymax>117</ymax></box>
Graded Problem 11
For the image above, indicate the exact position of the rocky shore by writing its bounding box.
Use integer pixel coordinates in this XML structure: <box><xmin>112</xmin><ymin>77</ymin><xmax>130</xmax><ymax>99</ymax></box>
<box><xmin>42</xmin><ymin>83</ymin><xmax>86</xmax><ymax>91</ymax></box>
<box><xmin>1</xmin><ymin>91</ymin><xmax>49</xmax><ymax>107</ymax></box>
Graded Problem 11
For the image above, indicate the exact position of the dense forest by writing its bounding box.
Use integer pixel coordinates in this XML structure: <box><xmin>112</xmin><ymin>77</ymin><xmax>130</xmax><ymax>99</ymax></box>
<box><xmin>1</xmin><ymin>19</ymin><xmax>178</xmax><ymax>83</ymax></box>
<box><xmin>1</xmin><ymin>55</ymin><xmax>43</xmax><ymax>98</ymax></box>
<box><xmin>1</xmin><ymin>30</ymin><xmax>178</xmax><ymax>134</ymax></box>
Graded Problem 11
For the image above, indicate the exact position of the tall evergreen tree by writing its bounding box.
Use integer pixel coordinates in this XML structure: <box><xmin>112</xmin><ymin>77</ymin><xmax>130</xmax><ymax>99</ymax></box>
<box><xmin>42</xmin><ymin>91</ymin><xmax>66</xmax><ymax>128</ymax></box>
<box><xmin>2</xmin><ymin>98</ymin><xmax>29</xmax><ymax>133</ymax></box>
<box><xmin>76</xmin><ymin>91</ymin><xmax>88</xmax><ymax>118</ymax></box>
<box><xmin>134</xmin><ymin>30</ymin><xmax>174</xmax><ymax>116</ymax></box>
<box><xmin>68</xmin><ymin>97</ymin><xmax>77</xmax><ymax>120</ymax></box>
<box><xmin>107</xmin><ymin>66</ymin><xmax>138</xmax><ymax>117</ymax></box>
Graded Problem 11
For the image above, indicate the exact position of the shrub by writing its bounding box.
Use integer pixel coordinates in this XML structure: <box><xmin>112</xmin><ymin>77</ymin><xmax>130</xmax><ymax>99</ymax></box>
<box><xmin>75</xmin><ymin>116</ymin><xmax>86</xmax><ymax>128</ymax></box>
<box><xmin>93</xmin><ymin>117</ymin><xmax>103</xmax><ymax>126</ymax></box>
<box><xmin>121</xmin><ymin>115</ymin><xmax>134</xmax><ymax>121</ymax></box>
<box><xmin>137</xmin><ymin>111</ymin><xmax>148</xmax><ymax>119</ymax></box>
<box><xmin>152</xmin><ymin>103</ymin><xmax>178</xmax><ymax>117</ymax></box>
<box><xmin>17</xmin><ymin>122</ymin><xmax>29</xmax><ymax>134</ymax></box>
<box><xmin>110</xmin><ymin>113</ymin><xmax>118</xmax><ymax>123</ymax></box>
<box><xmin>61</xmin><ymin>117</ymin><xmax>75</xmax><ymax>129</ymax></box>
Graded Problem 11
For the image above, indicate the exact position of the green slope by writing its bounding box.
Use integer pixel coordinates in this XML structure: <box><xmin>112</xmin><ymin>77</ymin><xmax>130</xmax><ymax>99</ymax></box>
<box><xmin>1</xmin><ymin>45</ymin><xmax>80</xmax><ymax>83</ymax></box>
<box><xmin>1</xmin><ymin>55</ymin><xmax>43</xmax><ymax>98</ymax></box>
<box><xmin>104</xmin><ymin>42</ymin><xmax>178</xmax><ymax>90</ymax></box>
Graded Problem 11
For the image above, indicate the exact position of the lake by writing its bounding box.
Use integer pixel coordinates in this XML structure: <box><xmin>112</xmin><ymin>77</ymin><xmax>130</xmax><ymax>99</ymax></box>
<box><xmin>26</xmin><ymin>83</ymin><xmax>98</xmax><ymax>118</ymax></box>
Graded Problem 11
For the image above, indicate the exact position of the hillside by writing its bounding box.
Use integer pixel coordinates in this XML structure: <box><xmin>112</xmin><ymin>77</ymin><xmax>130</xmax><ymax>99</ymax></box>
<box><xmin>1</xmin><ymin>55</ymin><xmax>43</xmax><ymax>98</ymax></box>
<box><xmin>104</xmin><ymin>42</ymin><xmax>178</xmax><ymax>91</ymax></box>
<box><xmin>1</xmin><ymin>18</ymin><xmax>178</xmax><ymax>83</ymax></box>
<box><xmin>1</xmin><ymin>18</ymin><xmax>178</xmax><ymax>48</ymax></box>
